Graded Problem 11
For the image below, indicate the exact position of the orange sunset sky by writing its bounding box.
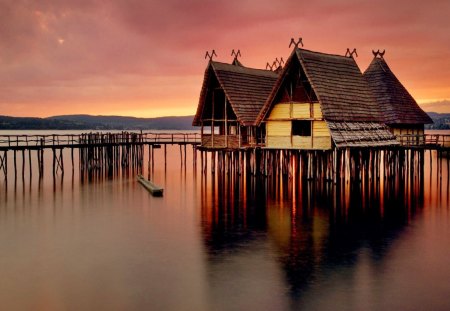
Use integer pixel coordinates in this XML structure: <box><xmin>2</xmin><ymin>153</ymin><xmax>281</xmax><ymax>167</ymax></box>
<box><xmin>1</xmin><ymin>0</ymin><xmax>449</xmax><ymax>118</ymax></box>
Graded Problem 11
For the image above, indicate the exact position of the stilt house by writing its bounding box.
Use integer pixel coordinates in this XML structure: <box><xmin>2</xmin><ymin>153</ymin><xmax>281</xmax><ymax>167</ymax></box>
<box><xmin>192</xmin><ymin>60</ymin><xmax>278</xmax><ymax>149</ymax></box>
<box><xmin>256</xmin><ymin>48</ymin><xmax>399</xmax><ymax>149</ymax></box>
<box><xmin>363</xmin><ymin>54</ymin><xmax>433</xmax><ymax>144</ymax></box>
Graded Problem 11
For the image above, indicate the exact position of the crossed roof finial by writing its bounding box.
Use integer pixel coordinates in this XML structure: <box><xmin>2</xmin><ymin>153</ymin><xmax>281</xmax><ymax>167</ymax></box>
<box><xmin>372</xmin><ymin>49</ymin><xmax>386</xmax><ymax>58</ymax></box>
<box><xmin>345</xmin><ymin>48</ymin><xmax>358</xmax><ymax>58</ymax></box>
<box><xmin>205</xmin><ymin>50</ymin><xmax>217</xmax><ymax>61</ymax></box>
<box><xmin>266</xmin><ymin>57</ymin><xmax>285</xmax><ymax>71</ymax></box>
<box><xmin>266</xmin><ymin>62</ymin><xmax>275</xmax><ymax>71</ymax></box>
<box><xmin>289</xmin><ymin>37</ymin><xmax>304</xmax><ymax>48</ymax></box>
<box><xmin>275</xmin><ymin>57</ymin><xmax>284</xmax><ymax>67</ymax></box>
<box><xmin>231</xmin><ymin>49</ymin><xmax>241</xmax><ymax>59</ymax></box>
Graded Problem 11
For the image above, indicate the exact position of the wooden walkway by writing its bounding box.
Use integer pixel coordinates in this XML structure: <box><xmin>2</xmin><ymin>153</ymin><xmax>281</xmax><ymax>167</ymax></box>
<box><xmin>0</xmin><ymin>132</ymin><xmax>449</xmax><ymax>181</ymax></box>
<box><xmin>0</xmin><ymin>132</ymin><xmax>201</xmax><ymax>151</ymax></box>
<box><xmin>0</xmin><ymin>132</ymin><xmax>200</xmax><ymax>178</ymax></box>
<box><xmin>1</xmin><ymin>132</ymin><xmax>448</xmax><ymax>151</ymax></box>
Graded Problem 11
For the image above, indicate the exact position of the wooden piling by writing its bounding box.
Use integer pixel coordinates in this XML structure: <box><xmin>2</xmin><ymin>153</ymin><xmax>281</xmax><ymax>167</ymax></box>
<box><xmin>13</xmin><ymin>150</ymin><xmax>17</xmax><ymax>178</ymax></box>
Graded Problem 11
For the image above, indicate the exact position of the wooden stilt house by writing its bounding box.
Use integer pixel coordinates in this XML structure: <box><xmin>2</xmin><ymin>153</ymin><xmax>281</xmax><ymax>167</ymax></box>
<box><xmin>256</xmin><ymin>48</ymin><xmax>399</xmax><ymax>149</ymax></box>
<box><xmin>193</xmin><ymin>60</ymin><xmax>278</xmax><ymax>149</ymax></box>
<box><xmin>363</xmin><ymin>53</ymin><xmax>433</xmax><ymax>144</ymax></box>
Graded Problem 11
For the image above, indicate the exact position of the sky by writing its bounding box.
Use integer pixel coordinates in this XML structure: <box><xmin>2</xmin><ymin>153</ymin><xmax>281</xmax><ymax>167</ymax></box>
<box><xmin>0</xmin><ymin>0</ymin><xmax>449</xmax><ymax>118</ymax></box>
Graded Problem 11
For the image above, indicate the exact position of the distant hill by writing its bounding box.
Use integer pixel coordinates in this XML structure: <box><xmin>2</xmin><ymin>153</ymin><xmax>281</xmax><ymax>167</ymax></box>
<box><xmin>0</xmin><ymin>114</ymin><xmax>196</xmax><ymax>130</ymax></box>
<box><xmin>2</xmin><ymin>112</ymin><xmax>448</xmax><ymax>130</ymax></box>
<box><xmin>426</xmin><ymin>112</ymin><xmax>450</xmax><ymax>129</ymax></box>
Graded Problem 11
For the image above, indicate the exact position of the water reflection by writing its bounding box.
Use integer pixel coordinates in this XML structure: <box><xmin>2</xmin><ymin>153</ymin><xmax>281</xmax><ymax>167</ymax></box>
<box><xmin>200</xmin><ymin>167</ymin><xmax>425</xmax><ymax>308</ymax></box>
<box><xmin>201</xmin><ymin>171</ymin><xmax>267</xmax><ymax>254</ymax></box>
<box><xmin>0</xmin><ymin>140</ymin><xmax>449</xmax><ymax>310</ymax></box>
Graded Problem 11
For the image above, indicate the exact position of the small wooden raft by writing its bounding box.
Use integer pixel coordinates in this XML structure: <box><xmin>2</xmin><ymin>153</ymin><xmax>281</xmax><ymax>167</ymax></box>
<box><xmin>137</xmin><ymin>175</ymin><xmax>163</xmax><ymax>196</ymax></box>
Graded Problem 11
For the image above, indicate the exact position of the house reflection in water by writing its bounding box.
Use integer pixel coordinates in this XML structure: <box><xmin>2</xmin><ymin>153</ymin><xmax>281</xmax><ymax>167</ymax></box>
<box><xmin>199</xmin><ymin>170</ymin><xmax>424</xmax><ymax>309</ymax></box>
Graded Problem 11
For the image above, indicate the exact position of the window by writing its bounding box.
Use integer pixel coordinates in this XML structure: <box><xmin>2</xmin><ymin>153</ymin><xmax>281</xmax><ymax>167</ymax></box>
<box><xmin>292</xmin><ymin>120</ymin><xmax>311</xmax><ymax>136</ymax></box>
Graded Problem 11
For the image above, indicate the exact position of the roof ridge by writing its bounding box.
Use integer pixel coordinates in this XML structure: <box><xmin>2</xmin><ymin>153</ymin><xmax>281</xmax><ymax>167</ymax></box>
<box><xmin>296</xmin><ymin>47</ymin><xmax>351</xmax><ymax>59</ymax></box>
<box><xmin>211</xmin><ymin>61</ymin><xmax>276</xmax><ymax>75</ymax></box>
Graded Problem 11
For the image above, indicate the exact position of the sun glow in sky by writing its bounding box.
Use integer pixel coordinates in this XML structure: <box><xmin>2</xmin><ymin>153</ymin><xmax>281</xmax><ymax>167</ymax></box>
<box><xmin>1</xmin><ymin>0</ymin><xmax>449</xmax><ymax>118</ymax></box>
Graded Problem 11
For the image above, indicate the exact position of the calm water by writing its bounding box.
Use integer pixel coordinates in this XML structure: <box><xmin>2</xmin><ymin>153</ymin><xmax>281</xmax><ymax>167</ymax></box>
<box><xmin>1</xmin><ymin>130</ymin><xmax>450</xmax><ymax>311</ymax></box>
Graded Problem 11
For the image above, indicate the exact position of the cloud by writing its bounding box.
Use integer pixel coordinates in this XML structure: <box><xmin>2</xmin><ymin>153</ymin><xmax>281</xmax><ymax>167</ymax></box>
<box><xmin>420</xmin><ymin>100</ymin><xmax>450</xmax><ymax>113</ymax></box>
<box><xmin>0</xmin><ymin>0</ymin><xmax>449</xmax><ymax>117</ymax></box>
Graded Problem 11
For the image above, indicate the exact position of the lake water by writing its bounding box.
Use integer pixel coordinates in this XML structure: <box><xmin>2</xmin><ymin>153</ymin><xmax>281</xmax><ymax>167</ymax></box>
<box><xmin>0</xmin><ymin>130</ymin><xmax>450</xmax><ymax>311</ymax></box>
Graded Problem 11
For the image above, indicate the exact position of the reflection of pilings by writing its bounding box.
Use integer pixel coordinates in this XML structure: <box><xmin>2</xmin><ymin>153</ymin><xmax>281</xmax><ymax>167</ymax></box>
<box><xmin>199</xmin><ymin>153</ymin><xmax>428</xmax><ymax>300</ymax></box>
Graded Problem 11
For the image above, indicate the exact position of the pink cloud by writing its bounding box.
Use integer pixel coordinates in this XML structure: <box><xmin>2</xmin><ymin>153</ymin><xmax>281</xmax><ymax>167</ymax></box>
<box><xmin>0</xmin><ymin>0</ymin><xmax>449</xmax><ymax>117</ymax></box>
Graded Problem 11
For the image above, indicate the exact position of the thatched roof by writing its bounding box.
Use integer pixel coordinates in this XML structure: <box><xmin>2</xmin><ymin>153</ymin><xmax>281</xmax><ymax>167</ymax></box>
<box><xmin>363</xmin><ymin>57</ymin><xmax>433</xmax><ymax>125</ymax></box>
<box><xmin>296</xmin><ymin>49</ymin><xmax>385</xmax><ymax>122</ymax></box>
<box><xmin>257</xmin><ymin>48</ymin><xmax>385</xmax><ymax>124</ymax></box>
<box><xmin>328</xmin><ymin>122</ymin><xmax>398</xmax><ymax>148</ymax></box>
<box><xmin>192</xmin><ymin>61</ymin><xmax>278</xmax><ymax>126</ymax></box>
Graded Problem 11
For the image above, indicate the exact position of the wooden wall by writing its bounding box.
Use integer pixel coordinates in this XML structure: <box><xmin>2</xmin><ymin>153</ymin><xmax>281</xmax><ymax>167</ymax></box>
<box><xmin>391</xmin><ymin>125</ymin><xmax>425</xmax><ymax>146</ymax></box>
<box><xmin>265</xmin><ymin>102</ymin><xmax>331</xmax><ymax>150</ymax></box>
<box><xmin>391</xmin><ymin>127</ymin><xmax>424</xmax><ymax>137</ymax></box>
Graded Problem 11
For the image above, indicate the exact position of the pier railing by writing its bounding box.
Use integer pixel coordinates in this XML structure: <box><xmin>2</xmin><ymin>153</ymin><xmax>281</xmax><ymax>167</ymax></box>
<box><xmin>398</xmin><ymin>134</ymin><xmax>450</xmax><ymax>148</ymax></box>
<box><xmin>1</xmin><ymin>132</ymin><xmax>449</xmax><ymax>150</ymax></box>
<box><xmin>0</xmin><ymin>132</ymin><xmax>201</xmax><ymax>149</ymax></box>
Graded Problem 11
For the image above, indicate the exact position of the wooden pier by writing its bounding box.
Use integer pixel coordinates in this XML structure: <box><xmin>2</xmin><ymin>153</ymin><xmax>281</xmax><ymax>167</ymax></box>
<box><xmin>0</xmin><ymin>132</ymin><xmax>200</xmax><ymax>179</ymax></box>
<box><xmin>195</xmin><ymin>133</ymin><xmax>450</xmax><ymax>185</ymax></box>
<box><xmin>0</xmin><ymin>132</ymin><xmax>449</xmax><ymax>185</ymax></box>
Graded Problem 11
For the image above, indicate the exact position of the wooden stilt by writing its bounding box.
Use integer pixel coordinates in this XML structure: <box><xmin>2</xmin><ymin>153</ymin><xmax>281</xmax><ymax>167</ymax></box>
<box><xmin>0</xmin><ymin>151</ymin><xmax>7</xmax><ymax>179</ymax></box>
<box><xmin>21</xmin><ymin>150</ymin><xmax>25</xmax><ymax>179</ymax></box>
<box><xmin>13</xmin><ymin>150</ymin><xmax>17</xmax><ymax>179</ymax></box>
<box><xmin>28</xmin><ymin>149</ymin><xmax>33</xmax><ymax>181</ymax></box>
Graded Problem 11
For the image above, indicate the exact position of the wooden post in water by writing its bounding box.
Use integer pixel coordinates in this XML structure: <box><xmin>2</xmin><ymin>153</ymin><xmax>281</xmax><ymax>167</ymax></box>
<box><xmin>332</xmin><ymin>150</ymin><xmax>337</xmax><ymax>183</ymax></box>
<box><xmin>21</xmin><ymin>150</ymin><xmax>25</xmax><ymax>180</ymax></box>
<box><xmin>37</xmin><ymin>149</ymin><xmax>41</xmax><ymax>177</ymax></box>
<box><xmin>13</xmin><ymin>150</ymin><xmax>17</xmax><ymax>179</ymax></box>
<box><xmin>52</xmin><ymin>148</ymin><xmax>56</xmax><ymax>176</ymax></box>
<box><xmin>192</xmin><ymin>145</ymin><xmax>196</xmax><ymax>170</ymax></box>
<box><xmin>151</xmin><ymin>144</ymin><xmax>155</xmax><ymax>175</ymax></box>
<box><xmin>447</xmin><ymin>150</ymin><xmax>450</xmax><ymax>189</ymax></box>
<box><xmin>60</xmin><ymin>148</ymin><xmax>64</xmax><ymax>174</ymax></box>
<box><xmin>239</xmin><ymin>151</ymin><xmax>245</xmax><ymax>175</ymax></box>
<box><xmin>211</xmin><ymin>151</ymin><xmax>215</xmax><ymax>174</ymax></box>
<box><xmin>0</xmin><ymin>151</ymin><xmax>7</xmax><ymax>179</ymax></box>
<box><xmin>164</xmin><ymin>144</ymin><xmax>167</xmax><ymax>170</ymax></box>
<box><xmin>200</xmin><ymin>150</ymin><xmax>204</xmax><ymax>174</ymax></box>
<box><xmin>429</xmin><ymin>149</ymin><xmax>433</xmax><ymax>183</ymax></box>
<box><xmin>28</xmin><ymin>149</ymin><xmax>32</xmax><ymax>179</ymax></box>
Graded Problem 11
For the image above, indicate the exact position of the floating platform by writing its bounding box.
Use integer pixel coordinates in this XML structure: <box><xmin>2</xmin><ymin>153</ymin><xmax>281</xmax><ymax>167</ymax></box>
<box><xmin>137</xmin><ymin>175</ymin><xmax>163</xmax><ymax>196</ymax></box>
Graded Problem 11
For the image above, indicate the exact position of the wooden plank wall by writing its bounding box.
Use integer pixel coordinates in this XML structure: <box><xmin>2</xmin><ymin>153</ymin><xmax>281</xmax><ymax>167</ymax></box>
<box><xmin>201</xmin><ymin>135</ymin><xmax>240</xmax><ymax>149</ymax></box>
<box><xmin>392</xmin><ymin>126</ymin><xmax>425</xmax><ymax>146</ymax></box>
<box><xmin>392</xmin><ymin>127</ymin><xmax>424</xmax><ymax>137</ymax></box>
<box><xmin>266</xmin><ymin>102</ymin><xmax>331</xmax><ymax>150</ymax></box>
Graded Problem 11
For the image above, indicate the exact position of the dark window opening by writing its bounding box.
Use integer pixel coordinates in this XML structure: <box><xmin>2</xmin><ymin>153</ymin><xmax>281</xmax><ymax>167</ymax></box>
<box><xmin>292</xmin><ymin>120</ymin><xmax>311</xmax><ymax>136</ymax></box>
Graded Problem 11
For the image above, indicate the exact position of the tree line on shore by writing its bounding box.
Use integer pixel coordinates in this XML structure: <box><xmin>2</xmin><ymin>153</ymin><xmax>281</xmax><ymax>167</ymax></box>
<box><xmin>0</xmin><ymin>114</ymin><xmax>196</xmax><ymax>130</ymax></box>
